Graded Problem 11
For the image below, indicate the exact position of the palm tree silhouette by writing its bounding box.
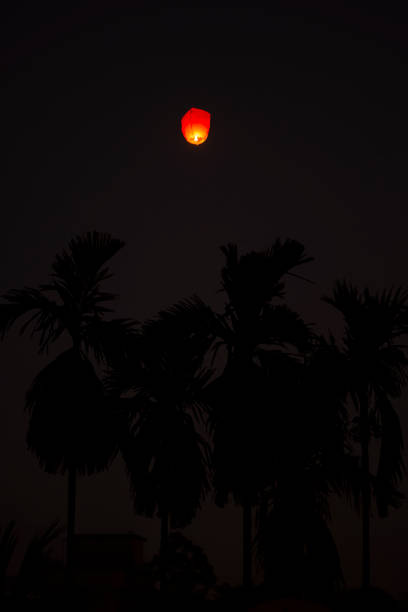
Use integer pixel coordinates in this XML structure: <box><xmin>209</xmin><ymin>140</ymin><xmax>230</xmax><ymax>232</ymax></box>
<box><xmin>254</xmin><ymin>336</ymin><xmax>355</xmax><ymax>598</ymax></box>
<box><xmin>0</xmin><ymin>231</ymin><xmax>135</xmax><ymax>579</ymax></box>
<box><xmin>323</xmin><ymin>281</ymin><xmax>408</xmax><ymax>588</ymax></box>
<box><xmin>107</xmin><ymin>296</ymin><xmax>215</xmax><ymax>595</ymax></box>
<box><xmin>206</xmin><ymin>239</ymin><xmax>314</xmax><ymax>591</ymax></box>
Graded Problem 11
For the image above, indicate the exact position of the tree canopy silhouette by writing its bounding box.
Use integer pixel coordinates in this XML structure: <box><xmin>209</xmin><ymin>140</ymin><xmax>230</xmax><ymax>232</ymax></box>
<box><xmin>323</xmin><ymin>281</ymin><xmax>408</xmax><ymax>588</ymax></box>
<box><xmin>205</xmin><ymin>239</ymin><xmax>314</xmax><ymax>590</ymax></box>
<box><xmin>0</xmin><ymin>231</ymin><xmax>136</xmax><ymax>577</ymax></box>
<box><xmin>107</xmin><ymin>296</ymin><xmax>215</xmax><ymax>593</ymax></box>
<box><xmin>254</xmin><ymin>337</ymin><xmax>353</xmax><ymax>598</ymax></box>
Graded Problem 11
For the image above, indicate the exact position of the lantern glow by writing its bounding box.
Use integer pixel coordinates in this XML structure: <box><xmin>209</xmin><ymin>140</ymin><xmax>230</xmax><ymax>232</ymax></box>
<box><xmin>181</xmin><ymin>107</ymin><xmax>211</xmax><ymax>145</ymax></box>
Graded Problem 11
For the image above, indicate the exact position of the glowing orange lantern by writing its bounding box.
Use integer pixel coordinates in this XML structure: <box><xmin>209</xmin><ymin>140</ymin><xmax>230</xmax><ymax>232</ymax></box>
<box><xmin>181</xmin><ymin>107</ymin><xmax>211</xmax><ymax>145</ymax></box>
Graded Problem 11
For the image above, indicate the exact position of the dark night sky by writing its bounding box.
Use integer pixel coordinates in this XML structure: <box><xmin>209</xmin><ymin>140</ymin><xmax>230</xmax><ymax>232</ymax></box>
<box><xmin>2</xmin><ymin>0</ymin><xmax>408</xmax><ymax>596</ymax></box>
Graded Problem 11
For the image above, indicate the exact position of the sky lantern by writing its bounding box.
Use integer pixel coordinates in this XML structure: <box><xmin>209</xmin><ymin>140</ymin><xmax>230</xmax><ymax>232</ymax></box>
<box><xmin>181</xmin><ymin>107</ymin><xmax>211</xmax><ymax>145</ymax></box>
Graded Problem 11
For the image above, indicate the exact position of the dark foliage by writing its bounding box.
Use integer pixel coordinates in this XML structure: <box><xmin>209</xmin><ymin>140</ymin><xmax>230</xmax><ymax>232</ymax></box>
<box><xmin>114</xmin><ymin>296</ymin><xmax>215</xmax><ymax>528</ymax></box>
<box><xmin>148</xmin><ymin>531</ymin><xmax>216</xmax><ymax>599</ymax></box>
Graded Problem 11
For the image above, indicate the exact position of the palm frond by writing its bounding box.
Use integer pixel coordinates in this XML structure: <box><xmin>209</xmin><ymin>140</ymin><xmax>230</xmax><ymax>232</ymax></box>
<box><xmin>51</xmin><ymin>231</ymin><xmax>124</xmax><ymax>290</ymax></box>
<box><xmin>138</xmin><ymin>297</ymin><xmax>215</xmax><ymax>406</ymax></box>
<box><xmin>82</xmin><ymin>317</ymin><xmax>139</xmax><ymax>366</ymax></box>
<box><xmin>142</xmin><ymin>295</ymin><xmax>216</xmax><ymax>346</ymax></box>
<box><xmin>258</xmin><ymin>304</ymin><xmax>314</xmax><ymax>353</ymax></box>
<box><xmin>41</xmin><ymin>231</ymin><xmax>125</xmax><ymax>323</ymax></box>
<box><xmin>263</xmin><ymin>237</ymin><xmax>314</xmax><ymax>275</ymax></box>
<box><xmin>219</xmin><ymin>240</ymin><xmax>312</xmax><ymax>316</ymax></box>
<box><xmin>374</xmin><ymin>394</ymin><xmax>406</xmax><ymax>517</ymax></box>
<box><xmin>322</xmin><ymin>279</ymin><xmax>361</xmax><ymax>317</ymax></box>
<box><xmin>0</xmin><ymin>287</ymin><xmax>64</xmax><ymax>351</ymax></box>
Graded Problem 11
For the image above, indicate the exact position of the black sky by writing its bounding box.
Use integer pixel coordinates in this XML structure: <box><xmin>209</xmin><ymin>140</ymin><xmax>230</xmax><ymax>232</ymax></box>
<box><xmin>2</xmin><ymin>1</ymin><xmax>408</xmax><ymax>596</ymax></box>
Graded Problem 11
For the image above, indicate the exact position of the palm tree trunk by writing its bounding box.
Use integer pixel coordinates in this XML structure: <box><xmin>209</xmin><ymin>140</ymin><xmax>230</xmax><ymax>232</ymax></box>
<box><xmin>66</xmin><ymin>465</ymin><xmax>77</xmax><ymax>585</ymax></box>
<box><xmin>159</xmin><ymin>507</ymin><xmax>169</xmax><ymax>596</ymax></box>
<box><xmin>243</xmin><ymin>498</ymin><xmax>252</xmax><ymax>591</ymax></box>
<box><xmin>360</xmin><ymin>393</ymin><xmax>370</xmax><ymax>589</ymax></box>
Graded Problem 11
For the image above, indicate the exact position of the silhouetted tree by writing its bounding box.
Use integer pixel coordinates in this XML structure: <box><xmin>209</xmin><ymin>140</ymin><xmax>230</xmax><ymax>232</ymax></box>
<box><xmin>107</xmin><ymin>296</ymin><xmax>215</xmax><ymax>595</ymax></box>
<box><xmin>0</xmin><ymin>231</ymin><xmax>135</xmax><ymax>579</ymax></box>
<box><xmin>323</xmin><ymin>281</ymin><xmax>408</xmax><ymax>588</ymax></box>
<box><xmin>148</xmin><ymin>531</ymin><xmax>216</xmax><ymax>601</ymax></box>
<box><xmin>206</xmin><ymin>239</ymin><xmax>314</xmax><ymax>591</ymax></box>
<box><xmin>254</xmin><ymin>337</ymin><xmax>356</xmax><ymax>598</ymax></box>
